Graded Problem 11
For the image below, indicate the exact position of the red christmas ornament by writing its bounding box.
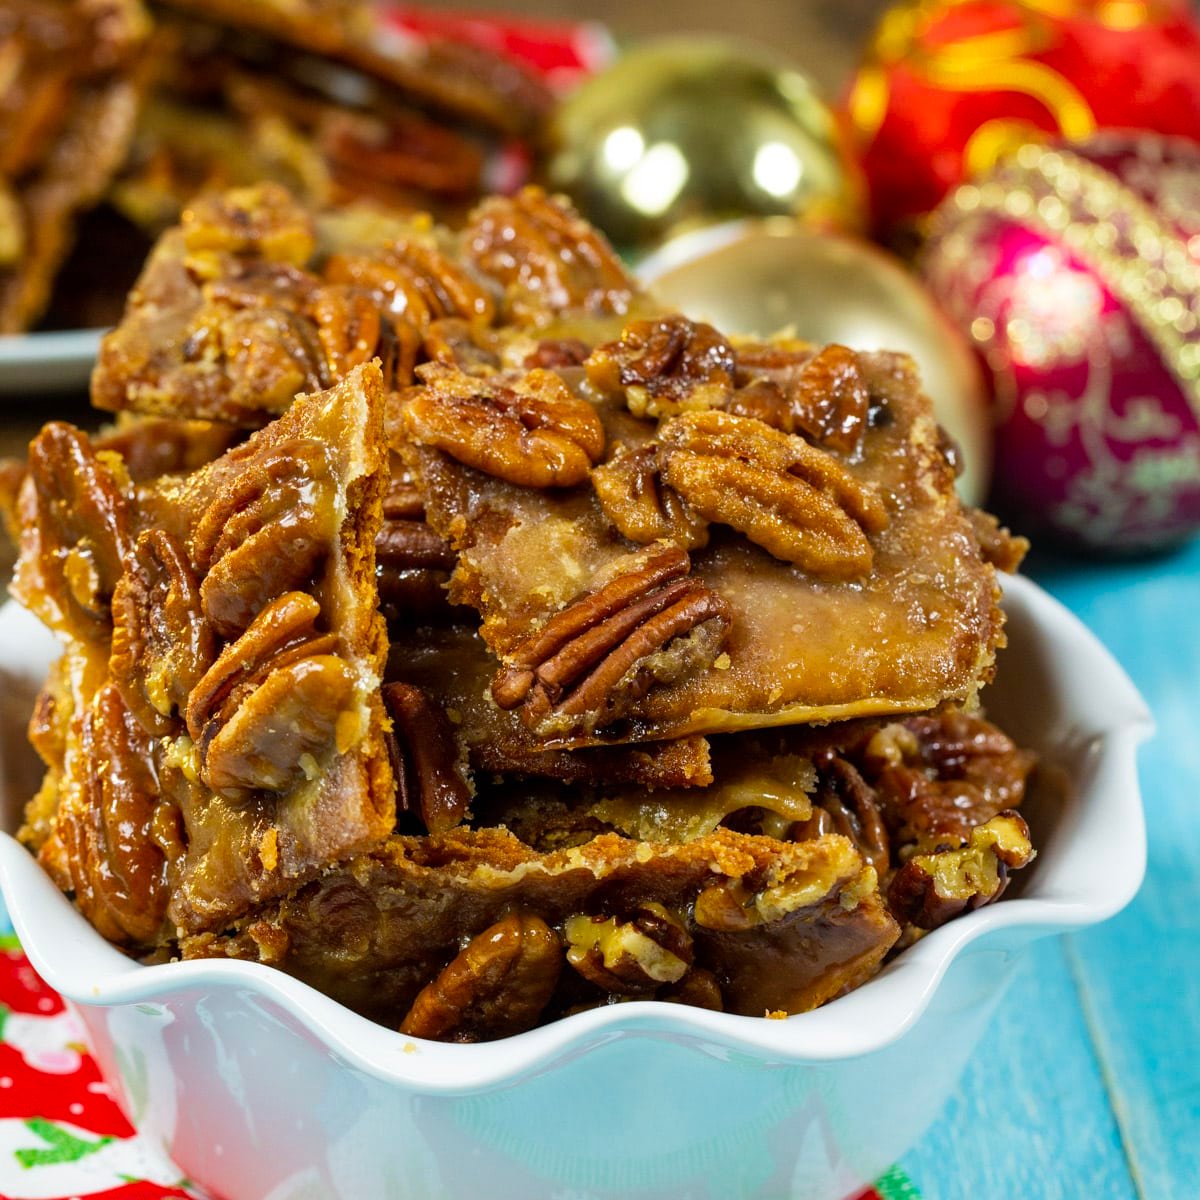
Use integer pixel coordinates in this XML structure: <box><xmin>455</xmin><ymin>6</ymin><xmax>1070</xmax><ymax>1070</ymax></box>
<box><xmin>921</xmin><ymin>132</ymin><xmax>1200</xmax><ymax>551</ymax></box>
<box><xmin>844</xmin><ymin>0</ymin><xmax>1200</xmax><ymax>237</ymax></box>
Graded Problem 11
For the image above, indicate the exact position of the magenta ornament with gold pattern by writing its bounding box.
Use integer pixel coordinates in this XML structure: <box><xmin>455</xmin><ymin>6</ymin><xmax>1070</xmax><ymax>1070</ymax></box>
<box><xmin>922</xmin><ymin>132</ymin><xmax>1200</xmax><ymax>552</ymax></box>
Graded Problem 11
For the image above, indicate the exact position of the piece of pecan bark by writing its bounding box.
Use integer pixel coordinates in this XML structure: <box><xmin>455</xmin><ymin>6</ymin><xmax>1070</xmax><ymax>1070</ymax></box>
<box><xmin>403</xmin><ymin>363</ymin><xmax>605</xmax><ymax>488</ymax></box>
<box><xmin>658</xmin><ymin>410</ymin><xmax>889</xmax><ymax>579</ymax></box>
<box><xmin>591</xmin><ymin>443</ymin><xmax>708</xmax><ymax>549</ymax></box>
<box><xmin>464</xmin><ymin>186</ymin><xmax>634</xmax><ymax>323</ymax></box>
<box><xmin>887</xmin><ymin>811</ymin><xmax>1034</xmax><ymax>929</ymax></box>
<box><xmin>586</xmin><ymin>315</ymin><xmax>735</xmax><ymax>419</ymax></box>
<box><xmin>490</xmin><ymin>546</ymin><xmax>731</xmax><ymax>735</ymax></box>
<box><xmin>185</xmin><ymin>591</ymin><xmax>352</xmax><ymax>795</ymax></box>
<box><xmin>382</xmin><ymin>681</ymin><xmax>472</xmax><ymax>834</ymax></box>
<box><xmin>398</xmin><ymin>911</ymin><xmax>562</xmax><ymax>1041</ymax></box>
<box><xmin>731</xmin><ymin>342</ymin><xmax>871</xmax><ymax>456</ymax></box>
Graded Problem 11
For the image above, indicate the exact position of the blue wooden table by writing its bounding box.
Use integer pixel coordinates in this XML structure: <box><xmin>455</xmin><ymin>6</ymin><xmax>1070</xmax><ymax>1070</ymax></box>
<box><xmin>899</xmin><ymin>539</ymin><xmax>1200</xmax><ymax>1200</ymax></box>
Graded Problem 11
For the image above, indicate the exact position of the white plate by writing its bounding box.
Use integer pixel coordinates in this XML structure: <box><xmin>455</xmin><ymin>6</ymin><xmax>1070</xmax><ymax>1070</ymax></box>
<box><xmin>0</xmin><ymin>328</ymin><xmax>104</xmax><ymax>394</ymax></box>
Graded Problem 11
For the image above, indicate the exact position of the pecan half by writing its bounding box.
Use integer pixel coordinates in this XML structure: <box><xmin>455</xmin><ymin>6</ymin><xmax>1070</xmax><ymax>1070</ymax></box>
<box><xmin>658</xmin><ymin>410</ymin><xmax>888</xmax><ymax>579</ymax></box>
<box><xmin>586</xmin><ymin>316</ymin><xmax>735</xmax><ymax>419</ymax></box>
<box><xmin>399</xmin><ymin>911</ymin><xmax>562</xmax><ymax>1042</ymax></box>
<box><xmin>564</xmin><ymin>902</ymin><xmax>693</xmax><ymax>994</ymax></box>
<box><xmin>732</xmin><ymin>343</ymin><xmax>872</xmax><ymax>455</ymax></box>
<box><xmin>382</xmin><ymin>470</ymin><xmax>426</xmax><ymax>521</ymax></box>
<box><xmin>307</xmin><ymin>284</ymin><xmax>404</xmax><ymax>387</ymax></box>
<box><xmin>403</xmin><ymin>364</ymin><xmax>605</xmax><ymax>488</ymax></box>
<box><xmin>185</xmin><ymin>591</ymin><xmax>352</xmax><ymax>795</ymax></box>
<box><xmin>320</xmin><ymin>107</ymin><xmax>484</xmax><ymax>197</ymax></box>
<box><xmin>862</xmin><ymin>712</ymin><xmax>1037</xmax><ymax>845</ymax></box>
<box><xmin>111</xmin><ymin>529</ymin><xmax>215</xmax><ymax>735</ymax></box>
<box><xmin>376</xmin><ymin>516</ymin><xmax>456</xmax><ymax>621</ymax></box>
<box><xmin>192</xmin><ymin>439</ymin><xmax>338</xmax><ymax>637</ymax></box>
<box><xmin>491</xmin><ymin>546</ymin><xmax>731</xmax><ymax>734</ymax></box>
<box><xmin>323</xmin><ymin>238</ymin><xmax>494</xmax><ymax>330</ymax></box>
<box><xmin>465</xmin><ymin>187</ymin><xmax>634</xmax><ymax>323</ymax></box>
<box><xmin>58</xmin><ymin>685</ymin><xmax>172</xmax><ymax>948</ymax></box>
<box><xmin>591</xmin><ymin>444</ymin><xmax>708</xmax><ymax>549</ymax></box>
<box><xmin>23</xmin><ymin>422</ymin><xmax>132</xmax><ymax>636</ymax></box>
<box><xmin>376</xmin><ymin>520</ymin><xmax>444</xmax><ymax>575</ymax></box>
<box><xmin>887</xmin><ymin>811</ymin><xmax>1034</xmax><ymax>929</ymax></box>
<box><xmin>382</xmin><ymin>682</ymin><xmax>472</xmax><ymax>834</ymax></box>
<box><xmin>794</xmin><ymin>753</ymin><xmax>890</xmax><ymax>876</ymax></box>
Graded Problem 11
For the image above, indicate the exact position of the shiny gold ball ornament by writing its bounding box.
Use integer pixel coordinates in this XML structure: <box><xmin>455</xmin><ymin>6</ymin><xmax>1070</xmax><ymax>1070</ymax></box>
<box><xmin>545</xmin><ymin>37</ymin><xmax>864</xmax><ymax>252</ymax></box>
<box><xmin>640</xmin><ymin>219</ymin><xmax>992</xmax><ymax>504</ymax></box>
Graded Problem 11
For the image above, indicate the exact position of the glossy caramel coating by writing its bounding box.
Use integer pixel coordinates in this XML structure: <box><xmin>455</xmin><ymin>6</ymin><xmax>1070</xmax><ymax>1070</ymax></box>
<box><xmin>16</xmin><ymin>364</ymin><xmax>393</xmax><ymax>944</ymax></box>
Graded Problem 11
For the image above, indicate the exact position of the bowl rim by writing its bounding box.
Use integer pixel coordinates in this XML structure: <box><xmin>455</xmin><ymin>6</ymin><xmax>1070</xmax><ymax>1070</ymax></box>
<box><xmin>0</xmin><ymin>573</ymin><xmax>1152</xmax><ymax>1093</ymax></box>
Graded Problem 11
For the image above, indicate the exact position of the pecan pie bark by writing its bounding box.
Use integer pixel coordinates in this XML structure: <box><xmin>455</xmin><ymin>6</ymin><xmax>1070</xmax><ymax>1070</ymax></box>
<box><xmin>402</xmin><ymin>347</ymin><xmax>1009</xmax><ymax>746</ymax></box>
<box><xmin>92</xmin><ymin>183</ymin><xmax>488</xmax><ymax>425</ymax></box>
<box><xmin>16</xmin><ymin>363</ymin><xmax>394</xmax><ymax>945</ymax></box>
<box><xmin>0</xmin><ymin>0</ymin><xmax>150</xmax><ymax>331</ymax></box>
<box><xmin>182</xmin><ymin>826</ymin><xmax>899</xmax><ymax>1038</ymax></box>
<box><xmin>152</xmin><ymin>0</ymin><xmax>551</xmax><ymax>137</ymax></box>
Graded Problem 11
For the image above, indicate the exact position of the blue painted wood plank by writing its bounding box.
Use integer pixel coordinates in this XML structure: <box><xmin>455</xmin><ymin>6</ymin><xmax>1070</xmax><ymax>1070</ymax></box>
<box><xmin>902</xmin><ymin>937</ymin><xmax>1139</xmax><ymax>1200</ymax></box>
<box><xmin>1032</xmin><ymin>541</ymin><xmax>1200</xmax><ymax>1200</ymax></box>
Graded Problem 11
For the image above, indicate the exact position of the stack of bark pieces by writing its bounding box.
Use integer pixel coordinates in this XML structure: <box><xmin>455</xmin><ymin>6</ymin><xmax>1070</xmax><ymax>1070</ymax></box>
<box><xmin>0</xmin><ymin>0</ymin><xmax>551</xmax><ymax>332</ymax></box>
<box><xmin>10</xmin><ymin>182</ymin><xmax>1037</xmax><ymax>1042</ymax></box>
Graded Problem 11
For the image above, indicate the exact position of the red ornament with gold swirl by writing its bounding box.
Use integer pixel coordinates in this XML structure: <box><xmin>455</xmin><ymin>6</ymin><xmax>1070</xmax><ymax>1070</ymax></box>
<box><xmin>922</xmin><ymin>132</ymin><xmax>1200</xmax><ymax>551</ymax></box>
<box><xmin>845</xmin><ymin>0</ymin><xmax>1200</xmax><ymax>238</ymax></box>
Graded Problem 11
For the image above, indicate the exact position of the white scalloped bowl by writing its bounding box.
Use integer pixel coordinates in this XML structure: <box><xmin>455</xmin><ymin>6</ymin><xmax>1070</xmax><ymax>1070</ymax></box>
<box><xmin>0</xmin><ymin>574</ymin><xmax>1149</xmax><ymax>1200</ymax></box>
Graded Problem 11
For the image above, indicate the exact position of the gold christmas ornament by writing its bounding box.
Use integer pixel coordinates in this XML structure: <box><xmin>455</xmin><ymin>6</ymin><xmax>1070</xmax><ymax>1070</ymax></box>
<box><xmin>545</xmin><ymin>37</ymin><xmax>864</xmax><ymax>252</ymax></box>
<box><xmin>639</xmin><ymin>218</ymin><xmax>992</xmax><ymax>504</ymax></box>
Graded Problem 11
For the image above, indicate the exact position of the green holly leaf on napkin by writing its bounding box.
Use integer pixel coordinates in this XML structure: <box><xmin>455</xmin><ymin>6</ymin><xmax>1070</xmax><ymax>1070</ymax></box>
<box><xmin>15</xmin><ymin>1117</ymin><xmax>113</xmax><ymax>1168</ymax></box>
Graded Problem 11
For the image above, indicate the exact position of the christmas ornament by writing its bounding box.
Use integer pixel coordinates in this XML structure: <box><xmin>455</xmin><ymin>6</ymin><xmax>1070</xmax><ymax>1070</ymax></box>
<box><xmin>845</xmin><ymin>0</ymin><xmax>1200</xmax><ymax>238</ymax></box>
<box><xmin>546</xmin><ymin>37</ymin><xmax>864</xmax><ymax>252</ymax></box>
<box><xmin>922</xmin><ymin>132</ymin><xmax>1200</xmax><ymax>551</ymax></box>
<box><xmin>640</xmin><ymin>218</ymin><xmax>992</xmax><ymax>504</ymax></box>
